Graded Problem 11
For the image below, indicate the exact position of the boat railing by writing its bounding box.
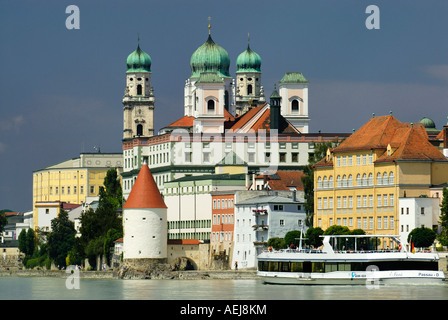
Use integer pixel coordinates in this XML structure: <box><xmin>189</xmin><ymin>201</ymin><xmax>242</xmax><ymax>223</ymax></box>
<box><xmin>261</xmin><ymin>248</ymin><xmax>406</xmax><ymax>254</ymax></box>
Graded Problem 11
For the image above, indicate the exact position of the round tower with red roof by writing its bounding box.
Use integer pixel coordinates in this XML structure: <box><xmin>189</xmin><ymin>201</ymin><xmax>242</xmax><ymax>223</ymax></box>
<box><xmin>122</xmin><ymin>163</ymin><xmax>167</xmax><ymax>261</ymax></box>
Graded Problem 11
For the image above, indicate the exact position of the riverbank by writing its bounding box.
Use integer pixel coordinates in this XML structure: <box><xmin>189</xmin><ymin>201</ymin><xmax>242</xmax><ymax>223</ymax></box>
<box><xmin>0</xmin><ymin>268</ymin><xmax>259</xmax><ymax>280</ymax></box>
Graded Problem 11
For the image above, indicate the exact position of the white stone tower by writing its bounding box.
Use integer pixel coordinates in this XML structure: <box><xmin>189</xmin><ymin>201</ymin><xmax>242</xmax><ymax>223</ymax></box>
<box><xmin>278</xmin><ymin>72</ymin><xmax>310</xmax><ymax>133</ymax></box>
<box><xmin>123</xmin><ymin>164</ymin><xmax>167</xmax><ymax>261</ymax></box>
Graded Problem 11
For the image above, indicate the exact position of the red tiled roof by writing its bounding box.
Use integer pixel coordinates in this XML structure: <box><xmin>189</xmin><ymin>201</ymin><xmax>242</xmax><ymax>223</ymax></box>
<box><xmin>254</xmin><ymin>171</ymin><xmax>305</xmax><ymax>191</ymax></box>
<box><xmin>315</xmin><ymin>115</ymin><xmax>447</xmax><ymax>166</ymax></box>
<box><xmin>124</xmin><ymin>164</ymin><xmax>167</xmax><ymax>209</ymax></box>
<box><xmin>165</xmin><ymin>115</ymin><xmax>195</xmax><ymax>128</ymax></box>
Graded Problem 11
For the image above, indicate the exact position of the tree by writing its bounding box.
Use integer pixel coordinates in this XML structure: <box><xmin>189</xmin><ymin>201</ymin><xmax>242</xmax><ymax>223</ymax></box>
<box><xmin>408</xmin><ymin>227</ymin><xmax>436</xmax><ymax>248</ymax></box>
<box><xmin>284</xmin><ymin>230</ymin><xmax>303</xmax><ymax>248</ymax></box>
<box><xmin>99</xmin><ymin>168</ymin><xmax>123</xmax><ymax>210</ymax></box>
<box><xmin>267</xmin><ymin>237</ymin><xmax>285</xmax><ymax>250</ymax></box>
<box><xmin>0</xmin><ymin>210</ymin><xmax>7</xmax><ymax>234</ymax></box>
<box><xmin>18</xmin><ymin>228</ymin><xmax>36</xmax><ymax>257</ymax></box>
<box><xmin>438</xmin><ymin>187</ymin><xmax>448</xmax><ymax>246</ymax></box>
<box><xmin>323</xmin><ymin>225</ymin><xmax>351</xmax><ymax>235</ymax></box>
<box><xmin>47</xmin><ymin>210</ymin><xmax>76</xmax><ymax>268</ymax></box>
<box><xmin>305</xmin><ymin>227</ymin><xmax>324</xmax><ymax>248</ymax></box>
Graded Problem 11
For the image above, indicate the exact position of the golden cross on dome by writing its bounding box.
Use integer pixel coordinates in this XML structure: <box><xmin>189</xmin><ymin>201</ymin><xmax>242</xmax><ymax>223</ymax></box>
<box><xmin>208</xmin><ymin>16</ymin><xmax>211</xmax><ymax>34</ymax></box>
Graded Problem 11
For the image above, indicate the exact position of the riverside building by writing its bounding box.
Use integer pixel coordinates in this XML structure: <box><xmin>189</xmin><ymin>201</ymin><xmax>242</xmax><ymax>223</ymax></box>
<box><xmin>313</xmin><ymin>114</ymin><xmax>448</xmax><ymax>249</ymax></box>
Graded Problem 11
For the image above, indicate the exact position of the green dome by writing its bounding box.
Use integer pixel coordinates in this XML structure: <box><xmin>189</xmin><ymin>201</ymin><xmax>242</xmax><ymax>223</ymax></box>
<box><xmin>126</xmin><ymin>45</ymin><xmax>151</xmax><ymax>73</ymax></box>
<box><xmin>419</xmin><ymin>117</ymin><xmax>436</xmax><ymax>129</ymax></box>
<box><xmin>236</xmin><ymin>44</ymin><xmax>261</xmax><ymax>73</ymax></box>
<box><xmin>190</xmin><ymin>34</ymin><xmax>230</xmax><ymax>78</ymax></box>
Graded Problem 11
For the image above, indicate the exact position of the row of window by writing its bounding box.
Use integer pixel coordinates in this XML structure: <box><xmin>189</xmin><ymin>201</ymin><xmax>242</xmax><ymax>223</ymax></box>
<box><xmin>167</xmin><ymin>219</ymin><xmax>211</xmax><ymax>230</ymax></box>
<box><xmin>48</xmin><ymin>185</ymin><xmax>96</xmax><ymax>195</ymax></box>
<box><xmin>213</xmin><ymin>199</ymin><xmax>234</xmax><ymax>210</ymax></box>
<box><xmin>213</xmin><ymin>214</ymin><xmax>234</xmax><ymax>225</ymax></box>
<box><xmin>317</xmin><ymin>216</ymin><xmax>395</xmax><ymax>230</ymax></box>
<box><xmin>317</xmin><ymin>172</ymin><xmax>394</xmax><ymax>189</ymax></box>
<box><xmin>258</xmin><ymin>260</ymin><xmax>438</xmax><ymax>273</ymax></box>
<box><xmin>317</xmin><ymin>194</ymin><xmax>395</xmax><ymax>210</ymax></box>
<box><xmin>336</xmin><ymin>154</ymin><xmax>374</xmax><ymax>167</ymax></box>
<box><xmin>212</xmin><ymin>231</ymin><xmax>233</xmax><ymax>242</ymax></box>
<box><xmin>183</xmin><ymin>151</ymin><xmax>301</xmax><ymax>164</ymax></box>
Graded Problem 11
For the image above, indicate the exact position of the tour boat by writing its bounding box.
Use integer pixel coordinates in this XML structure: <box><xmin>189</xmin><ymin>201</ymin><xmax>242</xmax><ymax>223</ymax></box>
<box><xmin>257</xmin><ymin>234</ymin><xmax>445</xmax><ymax>285</ymax></box>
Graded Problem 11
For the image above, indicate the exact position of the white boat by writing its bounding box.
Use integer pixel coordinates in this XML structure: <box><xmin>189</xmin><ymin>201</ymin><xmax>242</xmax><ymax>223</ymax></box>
<box><xmin>257</xmin><ymin>234</ymin><xmax>445</xmax><ymax>285</ymax></box>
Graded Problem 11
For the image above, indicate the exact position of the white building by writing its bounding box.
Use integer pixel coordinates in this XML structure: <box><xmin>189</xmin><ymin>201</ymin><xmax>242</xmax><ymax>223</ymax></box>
<box><xmin>398</xmin><ymin>197</ymin><xmax>440</xmax><ymax>248</ymax></box>
<box><xmin>232</xmin><ymin>191</ymin><xmax>306</xmax><ymax>269</ymax></box>
<box><xmin>164</xmin><ymin>172</ymin><xmax>247</xmax><ymax>241</ymax></box>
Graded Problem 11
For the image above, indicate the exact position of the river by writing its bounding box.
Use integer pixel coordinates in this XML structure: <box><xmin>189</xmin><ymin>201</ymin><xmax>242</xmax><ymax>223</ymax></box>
<box><xmin>1</xmin><ymin>277</ymin><xmax>447</xmax><ymax>300</ymax></box>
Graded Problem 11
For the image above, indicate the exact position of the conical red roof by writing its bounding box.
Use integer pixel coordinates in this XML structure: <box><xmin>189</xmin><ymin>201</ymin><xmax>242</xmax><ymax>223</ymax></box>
<box><xmin>123</xmin><ymin>164</ymin><xmax>167</xmax><ymax>209</ymax></box>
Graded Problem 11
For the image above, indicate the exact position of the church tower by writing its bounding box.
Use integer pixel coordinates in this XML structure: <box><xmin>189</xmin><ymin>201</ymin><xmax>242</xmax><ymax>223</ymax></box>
<box><xmin>123</xmin><ymin>163</ymin><xmax>168</xmax><ymax>262</ymax></box>
<box><xmin>184</xmin><ymin>18</ymin><xmax>235</xmax><ymax>132</ymax></box>
<box><xmin>123</xmin><ymin>43</ymin><xmax>155</xmax><ymax>140</ymax></box>
<box><xmin>278</xmin><ymin>72</ymin><xmax>310</xmax><ymax>133</ymax></box>
<box><xmin>235</xmin><ymin>36</ymin><xmax>265</xmax><ymax>116</ymax></box>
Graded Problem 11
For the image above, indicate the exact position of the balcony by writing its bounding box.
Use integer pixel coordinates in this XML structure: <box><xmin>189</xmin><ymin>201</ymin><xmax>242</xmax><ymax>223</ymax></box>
<box><xmin>252</xmin><ymin>209</ymin><xmax>268</xmax><ymax>215</ymax></box>
<box><xmin>252</xmin><ymin>225</ymin><xmax>269</xmax><ymax>231</ymax></box>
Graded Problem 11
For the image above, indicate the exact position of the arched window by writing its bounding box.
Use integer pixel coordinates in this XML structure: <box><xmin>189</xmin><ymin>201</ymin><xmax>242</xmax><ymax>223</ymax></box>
<box><xmin>137</xmin><ymin>84</ymin><xmax>142</xmax><ymax>95</ymax></box>
<box><xmin>368</xmin><ymin>173</ymin><xmax>373</xmax><ymax>186</ymax></box>
<box><xmin>377</xmin><ymin>172</ymin><xmax>382</xmax><ymax>185</ymax></box>
<box><xmin>383</xmin><ymin>172</ymin><xmax>388</xmax><ymax>185</ymax></box>
<box><xmin>323</xmin><ymin>176</ymin><xmax>328</xmax><ymax>188</ymax></box>
<box><xmin>329</xmin><ymin>176</ymin><xmax>333</xmax><ymax>188</ymax></box>
<box><xmin>317</xmin><ymin>176</ymin><xmax>322</xmax><ymax>189</ymax></box>
<box><xmin>247</xmin><ymin>84</ymin><xmax>253</xmax><ymax>95</ymax></box>
<box><xmin>362</xmin><ymin>173</ymin><xmax>367</xmax><ymax>186</ymax></box>
<box><xmin>348</xmin><ymin>174</ymin><xmax>353</xmax><ymax>187</ymax></box>
<box><xmin>336</xmin><ymin>175</ymin><xmax>341</xmax><ymax>188</ymax></box>
<box><xmin>342</xmin><ymin>175</ymin><xmax>347</xmax><ymax>187</ymax></box>
<box><xmin>207</xmin><ymin>99</ymin><xmax>215</xmax><ymax>113</ymax></box>
<box><xmin>291</xmin><ymin>100</ymin><xmax>299</xmax><ymax>113</ymax></box>
<box><xmin>389</xmin><ymin>172</ymin><xmax>394</xmax><ymax>184</ymax></box>
<box><xmin>137</xmin><ymin>124</ymin><xmax>143</xmax><ymax>136</ymax></box>
<box><xmin>357</xmin><ymin>174</ymin><xmax>361</xmax><ymax>186</ymax></box>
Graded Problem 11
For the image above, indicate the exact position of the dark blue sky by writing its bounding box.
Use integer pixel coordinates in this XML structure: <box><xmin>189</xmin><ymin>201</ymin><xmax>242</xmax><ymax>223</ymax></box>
<box><xmin>1</xmin><ymin>0</ymin><xmax>447</xmax><ymax>212</ymax></box>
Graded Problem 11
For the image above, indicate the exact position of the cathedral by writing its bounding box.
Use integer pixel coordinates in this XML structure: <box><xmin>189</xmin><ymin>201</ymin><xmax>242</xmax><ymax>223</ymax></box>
<box><xmin>121</xmin><ymin>24</ymin><xmax>347</xmax><ymax>201</ymax></box>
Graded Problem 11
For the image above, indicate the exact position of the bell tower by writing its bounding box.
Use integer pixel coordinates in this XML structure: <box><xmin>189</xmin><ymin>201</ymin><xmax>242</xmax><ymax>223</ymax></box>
<box><xmin>235</xmin><ymin>35</ymin><xmax>264</xmax><ymax>116</ymax></box>
<box><xmin>123</xmin><ymin>42</ymin><xmax>155</xmax><ymax>141</ymax></box>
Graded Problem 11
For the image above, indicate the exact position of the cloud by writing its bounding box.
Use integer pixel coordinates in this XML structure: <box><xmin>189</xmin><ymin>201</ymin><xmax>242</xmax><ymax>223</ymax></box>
<box><xmin>0</xmin><ymin>115</ymin><xmax>25</xmax><ymax>132</ymax></box>
<box><xmin>423</xmin><ymin>65</ymin><xmax>448</xmax><ymax>83</ymax></box>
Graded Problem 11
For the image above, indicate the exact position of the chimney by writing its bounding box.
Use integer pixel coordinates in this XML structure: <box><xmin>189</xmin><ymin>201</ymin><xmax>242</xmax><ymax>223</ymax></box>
<box><xmin>269</xmin><ymin>87</ymin><xmax>281</xmax><ymax>130</ymax></box>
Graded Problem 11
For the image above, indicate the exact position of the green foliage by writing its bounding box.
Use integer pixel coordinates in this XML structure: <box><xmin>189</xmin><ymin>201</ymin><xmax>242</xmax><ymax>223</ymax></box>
<box><xmin>267</xmin><ymin>237</ymin><xmax>285</xmax><ymax>250</ymax></box>
<box><xmin>0</xmin><ymin>210</ymin><xmax>7</xmax><ymax>234</ymax></box>
<box><xmin>408</xmin><ymin>227</ymin><xmax>436</xmax><ymax>248</ymax></box>
<box><xmin>284</xmin><ymin>230</ymin><xmax>303</xmax><ymax>247</ymax></box>
<box><xmin>47</xmin><ymin>210</ymin><xmax>76</xmax><ymax>268</ymax></box>
<box><xmin>305</xmin><ymin>227</ymin><xmax>324</xmax><ymax>248</ymax></box>
<box><xmin>99</xmin><ymin>168</ymin><xmax>123</xmax><ymax>211</ymax></box>
<box><xmin>323</xmin><ymin>225</ymin><xmax>351</xmax><ymax>235</ymax></box>
<box><xmin>438</xmin><ymin>187</ymin><xmax>448</xmax><ymax>246</ymax></box>
<box><xmin>18</xmin><ymin>228</ymin><xmax>36</xmax><ymax>257</ymax></box>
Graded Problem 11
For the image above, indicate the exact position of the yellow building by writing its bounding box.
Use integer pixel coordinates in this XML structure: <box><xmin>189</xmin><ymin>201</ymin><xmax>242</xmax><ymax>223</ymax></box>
<box><xmin>313</xmin><ymin>115</ymin><xmax>448</xmax><ymax>248</ymax></box>
<box><xmin>32</xmin><ymin>153</ymin><xmax>122</xmax><ymax>230</ymax></box>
